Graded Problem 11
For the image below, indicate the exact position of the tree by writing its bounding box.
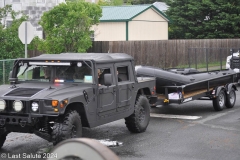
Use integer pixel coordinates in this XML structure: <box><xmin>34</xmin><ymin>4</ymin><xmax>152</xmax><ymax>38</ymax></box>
<box><xmin>38</xmin><ymin>1</ymin><xmax>102</xmax><ymax>54</ymax></box>
<box><xmin>65</xmin><ymin>0</ymin><xmax>81</xmax><ymax>2</ymax></box>
<box><xmin>0</xmin><ymin>5</ymin><xmax>28</xmax><ymax>59</ymax></box>
<box><xmin>130</xmin><ymin>0</ymin><xmax>167</xmax><ymax>5</ymax></box>
<box><xmin>165</xmin><ymin>0</ymin><xmax>240</xmax><ymax>39</ymax></box>
<box><xmin>98</xmin><ymin>0</ymin><xmax>124</xmax><ymax>6</ymax></box>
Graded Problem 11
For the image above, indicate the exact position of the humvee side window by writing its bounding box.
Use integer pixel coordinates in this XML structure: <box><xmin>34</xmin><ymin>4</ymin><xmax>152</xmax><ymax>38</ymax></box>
<box><xmin>117</xmin><ymin>66</ymin><xmax>129</xmax><ymax>82</ymax></box>
<box><xmin>98</xmin><ymin>68</ymin><xmax>111</xmax><ymax>86</ymax></box>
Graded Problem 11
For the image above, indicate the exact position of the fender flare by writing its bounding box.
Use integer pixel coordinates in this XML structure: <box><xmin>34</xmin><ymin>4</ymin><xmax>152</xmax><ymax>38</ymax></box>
<box><xmin>214</xmin><ymin>86</ymin><xmax>226</xmax><ymax>97</ymax></box>
<box><xmin>225</xmin><ymin>83</ymin><xmax>238</xmax><ymax>94</ymax></box>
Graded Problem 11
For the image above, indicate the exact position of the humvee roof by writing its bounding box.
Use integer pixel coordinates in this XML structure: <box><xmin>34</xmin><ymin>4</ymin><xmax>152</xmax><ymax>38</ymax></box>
<box><xmin>17</xmin><ymin>53</ymin><xmax>133</xmax><ymax>62</ymax></box>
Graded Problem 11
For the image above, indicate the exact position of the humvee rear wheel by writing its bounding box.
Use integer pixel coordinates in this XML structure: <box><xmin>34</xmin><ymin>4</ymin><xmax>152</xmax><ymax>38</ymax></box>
<box><xmin>52</xmin><ymin>110</ymin><xmax>82</xmax><ymax>145</ymax></box>
<box><xmin>125</xmin><ymin>95</ymin><xmax>150</xmax><ymax>133</ymax></box>
<box><xmin>0</xmin><ymin>133</ymin><xmax>7</xmax><ymax>149</ymax></box>
<box><xmin>213</xmin><ymin>90</ymin><xmax>226</xmax><ymax>111</ymax></box>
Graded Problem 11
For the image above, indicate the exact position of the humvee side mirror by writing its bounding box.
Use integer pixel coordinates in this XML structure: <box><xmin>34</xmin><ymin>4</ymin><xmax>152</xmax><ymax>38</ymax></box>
<box><xmin>104</xmin><ymin>74</ymin><xmax>112</xmax><ymax>86</ymax></box>
<box><xmin>9</xmin><ymin>71</ymin><xmax>18</xmax><ymax>84</ymax></box>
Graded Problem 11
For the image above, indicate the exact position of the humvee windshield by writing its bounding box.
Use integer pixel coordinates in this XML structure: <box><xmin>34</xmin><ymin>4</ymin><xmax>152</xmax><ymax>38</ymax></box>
<box><xmin>16</xmin><ymin>61</ymin><xmax>93</xmax><ymax>83</ymax></box>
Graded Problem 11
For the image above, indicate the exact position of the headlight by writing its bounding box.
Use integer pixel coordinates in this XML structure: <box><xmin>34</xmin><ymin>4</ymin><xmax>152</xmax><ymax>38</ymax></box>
<box><xmin>31</xmin><ymin>102</ymin><xmax>39</xmax><ymax>112</ymax></box>
<box><xmin>0</xmin><ymin>100</ymin><xmax>6</xmax><ymax>111</ymax></box>
<box><xmin>13</xmin><ymin>101</ymin><xmax>23</xmax><ymax>112</ymax></box>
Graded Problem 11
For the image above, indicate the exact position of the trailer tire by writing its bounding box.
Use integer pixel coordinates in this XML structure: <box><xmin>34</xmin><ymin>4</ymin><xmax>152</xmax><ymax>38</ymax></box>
<box><xmin>225</xmin><ymin>88</ymin><xmax>236</xmax><ymax>108</ymax></box>
<box><xmin>0</xmin><ymin>133</ymin><xmax>7</xmax><ymax>149</ymax></box>
<box><xmin>212</xmin><ymin>90</ymin><xmax>226</xmax><ymax>111</ymax></box>
<box><xmin>125</xmin><ymin>95</ymin><xmax>150</xmax><ymax>133</ymax></box>
<box><xmin>52</xmin><ymin>110</ymin><xmax>82</xmax><ymax>145</ymax></box>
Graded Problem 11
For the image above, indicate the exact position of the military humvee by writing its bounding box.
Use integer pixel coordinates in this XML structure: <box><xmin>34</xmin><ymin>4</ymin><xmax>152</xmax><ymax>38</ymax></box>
<box><xmin>0</xmin><ymin>53</ymin><xmax>156</xmax><ymax>147</ymax></box>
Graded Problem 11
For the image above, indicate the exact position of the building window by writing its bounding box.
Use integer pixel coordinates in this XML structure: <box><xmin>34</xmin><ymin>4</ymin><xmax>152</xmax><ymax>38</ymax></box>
<box><xmin>6</xmin><ymin>20</ymin><xmax>13</xmax><ymax>27</ymax></box>
<box><xmin>36</xmin><ymin>0</ymin><xmax>46</xmax><ymax>3</ymax></box>
<box><xmin>90</xmin><ymin>33</ymin><xmax>94</xmax><ymax>41</ymax></box>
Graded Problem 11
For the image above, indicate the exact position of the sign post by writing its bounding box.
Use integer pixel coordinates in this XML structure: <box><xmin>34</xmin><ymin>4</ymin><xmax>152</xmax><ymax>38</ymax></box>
<box><xmin>18</xmin><ymin>21</ymin><xmax>34</xmax><ymax>79</ymax></box>
<box><xmin>18</xmin><ymin>21</ymin><xmax>35</xmax><ymax>58</ymax></box>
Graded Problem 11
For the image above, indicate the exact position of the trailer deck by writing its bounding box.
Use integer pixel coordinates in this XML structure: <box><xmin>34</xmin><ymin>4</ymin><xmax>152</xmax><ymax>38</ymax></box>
<box><xmin>136</xmin><ymin>66</ymin><xmax>240</xmax><ymax>111</ymax></box>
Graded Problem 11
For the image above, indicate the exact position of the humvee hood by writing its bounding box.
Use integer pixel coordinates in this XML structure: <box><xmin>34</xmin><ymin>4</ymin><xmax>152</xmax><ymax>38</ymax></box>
<box><xmin>0</xmin><ymin>83</ymin><xmax>92</xmax><ymax>99</ymax></box>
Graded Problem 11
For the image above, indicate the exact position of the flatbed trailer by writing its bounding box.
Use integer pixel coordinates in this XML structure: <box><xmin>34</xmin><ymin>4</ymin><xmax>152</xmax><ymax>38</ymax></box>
<box><xmin>136</xmin><ymin>66</ymin><xmax>240</xmax><ymax>111</ymax></box>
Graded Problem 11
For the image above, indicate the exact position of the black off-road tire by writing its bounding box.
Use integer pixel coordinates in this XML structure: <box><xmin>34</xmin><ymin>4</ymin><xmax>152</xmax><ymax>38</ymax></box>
<box><xmin>52</xmin><ymin>110</ymin><xmax>82</xmax><ymax>145</ymax></box>
<box><xmin>0</xmin><ymin>133</ymin><xmax>7</xmax><ymax>149</ymax></box>
<box><xmin>125</xmin><ymin>95</ymin><xmax>150</xmax><ymax>133</ymax></box>
<box><xmin>226</xmin><ymin>88</ymin><xmax>236</xmax><ymax>108</ymax></box>
<box><xmin>213</xmin><ymin>90</ymin><xmax>226</xmax><ymax>111</ymax></box>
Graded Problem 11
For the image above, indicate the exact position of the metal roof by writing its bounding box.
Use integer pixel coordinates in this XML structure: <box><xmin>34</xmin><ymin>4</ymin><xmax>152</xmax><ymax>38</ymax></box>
<box><xmin>20</xmin><ymin>53</ymin><xmax>133</xmax><ymax>62</ymax></box>
<box><xmin>100</xmin><ymin>5</ymin><xmax>170</xmax><ymax>22</ymax></box>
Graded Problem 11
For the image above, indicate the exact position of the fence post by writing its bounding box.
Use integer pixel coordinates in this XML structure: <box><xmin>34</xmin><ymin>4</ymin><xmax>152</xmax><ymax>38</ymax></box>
<box><xmin>188</xmin><ymin>48</ymin><xmax>190</xmax><ymax>68</ymax></box>
<box><xmin>195</xmin><ymin>48</ymin><xmax>197</xmax><ymax>69</ymax></box>
<box><xmin>206</xmin><ymin>48</ymin><xmax>208</xmax><ymax>72</ymax></box>
<box><xmin>220</xmin><ymin>48</ymin><xmax>222</xmax><ymax>70</ymax></box>
<box><xmin>165</xmin><ymin>50</ymin><xmax>166</xmax><ymax>69</ymax></box>
<box><xmin>3</xmin><ymin>61</ymin><xmax>5</xmax><ymax>84</ymax></box>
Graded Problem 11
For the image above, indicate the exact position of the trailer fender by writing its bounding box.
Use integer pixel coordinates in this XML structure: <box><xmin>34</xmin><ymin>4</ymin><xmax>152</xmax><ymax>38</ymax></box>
<box><xmin>213</xmin><ymin>86</ymin><xmax>226</xmax><ymax>97</ymax></box>
<box><xmin>225</xmin><ymin>83</ymin><xmax>238</xmax><ymax>94</ymax></box>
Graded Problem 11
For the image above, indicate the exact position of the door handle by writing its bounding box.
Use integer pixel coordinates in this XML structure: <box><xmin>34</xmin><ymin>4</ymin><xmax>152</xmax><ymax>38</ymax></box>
<box><xmin>99</xmin><ymin>88</ymin><xmax>104</xmax><ymax>94</ymax></box>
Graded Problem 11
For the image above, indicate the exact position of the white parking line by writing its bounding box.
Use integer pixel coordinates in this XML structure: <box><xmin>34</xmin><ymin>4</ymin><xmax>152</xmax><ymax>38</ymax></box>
<box><xmin>150</xmin><ymin>113</ymin><xmax>202</xmax><ymax>120</ymax></box>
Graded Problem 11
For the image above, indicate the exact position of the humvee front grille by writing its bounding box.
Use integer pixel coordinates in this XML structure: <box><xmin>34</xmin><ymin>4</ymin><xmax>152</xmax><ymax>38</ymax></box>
<box><xmin>4</xmin><ymin>88</ymin><xmax>43</xmax><ymax>97</ymax></box>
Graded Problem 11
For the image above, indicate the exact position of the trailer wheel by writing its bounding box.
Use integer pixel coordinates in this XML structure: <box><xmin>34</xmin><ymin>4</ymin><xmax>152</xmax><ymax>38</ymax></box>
<box><xmin>0</xmin><ymin>133</ymin><xmax>7</xmax><ymax>149</ymax></box>
<box><xmin>52</xmin><ymin>110</ymin><xmax>82</xmax><ymax>145</ymax></box>
<box><xmin>125</xmin><ymin>95</ymin><xmax>150</xmax><ymax>133</ymax></box>
<box><xmin>212</xmin><ymin>90</ymin><xmax>226</xmax><ymax>111</ymax></box>
<box><xmin>225</xmin><ymin>88</ymin><xmax>236</xmax><ymax>108</ymax></box>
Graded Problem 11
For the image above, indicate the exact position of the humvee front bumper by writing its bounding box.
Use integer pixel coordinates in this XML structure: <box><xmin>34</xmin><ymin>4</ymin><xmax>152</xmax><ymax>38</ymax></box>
<box><xmin>0</xmin><ymin>114</ymin><xmax>58</xmax><ymax>126</ymax></box>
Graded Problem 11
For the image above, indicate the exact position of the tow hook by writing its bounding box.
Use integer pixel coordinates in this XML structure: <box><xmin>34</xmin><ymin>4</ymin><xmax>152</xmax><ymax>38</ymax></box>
<box><xmin>19</xmin><ymin>120</ymin><xmax>27</xmax><ymax>127</ymax></box>
<box><xmin>164</xmin><ymin>99</ymin><xmax>169</xmax><ymax>103</ymax></box>
<box><xmin>0</xmin><ymin>119</ymin><xmax>5</xmax><ymax>126</ymax></box>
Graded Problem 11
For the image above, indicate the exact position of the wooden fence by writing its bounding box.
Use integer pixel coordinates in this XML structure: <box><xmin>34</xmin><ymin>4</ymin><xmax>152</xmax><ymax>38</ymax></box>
<box><xmin>28</xmin><ymin>39</ymin><xmax>240</xmax><ymax>69</ymax></box>
<box><xmin>88</xmin><ymin>39</ymin><xmax>240</xmax><ymax>68</ymax></box>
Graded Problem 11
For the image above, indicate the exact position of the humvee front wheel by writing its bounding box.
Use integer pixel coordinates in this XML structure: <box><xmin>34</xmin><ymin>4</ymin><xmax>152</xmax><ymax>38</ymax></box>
<box><xmin>52</xmin><ymin>110</ymin><xmax>82</xmax><ymax>145</ymax></box>
<box><xmin>125</xmin><ymin>95</ymin><xmax>150</xmax><ymax>133</ymax></box>
<box><xmin>0</xmin><ymin>133</ymin><xmax>7</xmax><ymax>149</ymax></box>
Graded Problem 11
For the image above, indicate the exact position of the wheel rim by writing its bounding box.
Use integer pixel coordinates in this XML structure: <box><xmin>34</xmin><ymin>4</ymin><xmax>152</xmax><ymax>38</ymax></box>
<box><xmin>229</xmin><ymin>91</ymin><xmax>235</xmax><ymax>104</ymax></box>
<box><xmin>71</xmin><ymin>125</ymin><xmax>77</xmax><ymax>138</ymax></box>
<box><xmin>219</xmin><ymin>93</ymin><xmax>225</xmax><ymax>107</ymax></box>
<box><xmin>138</xmin><ymin>106</ymin><xmax>145</xmax><ymax>123</ymax></box>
